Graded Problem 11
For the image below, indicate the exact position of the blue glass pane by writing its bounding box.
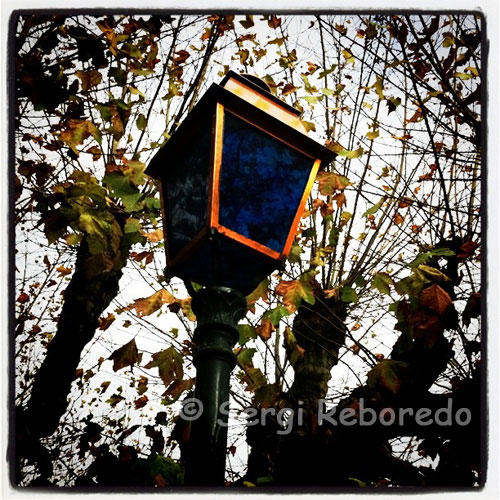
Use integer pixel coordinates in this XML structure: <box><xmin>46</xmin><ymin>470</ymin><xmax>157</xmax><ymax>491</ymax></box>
<box><xmin>219</xmin><ymin>112</ymin><xmax>313</xmax><ymax>253</ymax></box>
<box><xmin>164</xmin><ymin>126</ymin><xmax>211</xmax><ymax>259</ymax></box>
<box><xmin>173</xmin><ymin>233</ymin><xmax>277</xmax><ymax>295</ymax></box>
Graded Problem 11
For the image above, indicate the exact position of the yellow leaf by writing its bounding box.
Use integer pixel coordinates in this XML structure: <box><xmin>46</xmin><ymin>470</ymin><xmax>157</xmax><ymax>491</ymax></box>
<box><xmin>145</xmin><ymin>228</ymin><xmax>163</xmax><ymax>242</ymax></box>
<box><xmin>56</xmin><ymin>265</ymin><xmax>72</xmax><ymax>276</ymax></box>
<box><xmin>122</xmin><ymin>289</ymin><xmax>177</xmax><ymax>317</ymax></box>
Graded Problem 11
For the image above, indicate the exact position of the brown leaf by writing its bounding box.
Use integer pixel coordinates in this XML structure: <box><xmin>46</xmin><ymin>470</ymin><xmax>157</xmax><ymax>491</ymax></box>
<box><xmin>29</xmin><ymin>325</ymin><xmax>42</xmax><ymax>335</ymax></box>
<box><xmin>420</xmin><ymin>284</ymin><xmax>452</xmax><ymax>316</ymax></box>
<box><xmin>333</xmin><ymin>192</ymin><xmax>347</xmax><ymax>208</ymax></box>
<box><xmin>17</xmin><ymin>292</ymin><xmax>29</xmax><ymax>304</ymax></box>
<box><xmin>256</xmin><ymin>319</ymin><xmax>274</xmax><ymax>342</ymax></box>
<box><xmin>282</xmin><ymin>83</ymin><xmax>299</xmax><ymax>96</ymax></box>
<box><xmin>457</xmin><ymin>241</ymin><xmax>479</xmax><ymax>260</ymax></box>
<box><xmin>134</xmin><ymin>395</ymin><xmax>149</xmax><ymax>409</ymax></box>
<box><xmin>109</xmin><ymin>338</ymin><xmax>142</xmax><ymax>371</ymax></box>
<box><xmin>173</xmin><ymin>50</ymin><xmax>190</xmax><ymax>64</ymax></box>
<box><xmin>462</xmin><ymin>292</ymin><xmax>481</xmax><ymax>326</ymax></box>
<box><xmin>394</xmin><ymin>212</ymin><xmax>404</xmax><ymax>225</ymax></box>
<box><xmin>99</xmin><ymin>313</ymin><xmax>116</xmax><ymax>331</ymax></box>
<box><xmin>268</xmin><ymin>15</ymin><xmax>282</xmax><ymax>29</ymax></box>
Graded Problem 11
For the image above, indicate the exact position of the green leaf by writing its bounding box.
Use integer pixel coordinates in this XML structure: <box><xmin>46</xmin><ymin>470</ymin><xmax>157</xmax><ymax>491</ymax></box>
<box><xmin>145</xmin><ymin>346</ymin><xmax>183</xmax><ymax>387</ymax></box>
<box><xmin>238</xmin><ymin>324</ymin><xmax>258</xmax><ymax>346</ymax></box>
<box><xmin>136</xmin><ymin>113</ymin><xmax>147</xmax><ymax>131</ymax></box>
<box><xmin>371</xmin><ymin>272</ymin><xmax>394</xmax><ymax>295</ymax></box>
<box><xmin>318</xmin><ymin>64</ymin><xmax>337</xmax><ymax>78</ymax></box>
<box><xmin>373</xmin><ymin>75</ymin><xmax>384</xmax><ymax>99</ymax></box>
<box><xmin>417</xmin><ymin>264</ymin><xmax>450</xmax><ymax>282</ymax></box>
<box><xmin>337</xmin><ymin>147</ymin><xmax>364</xmax><ymax>159</ymax></box>
<box><xmin>300</xmin><ymin>95</ymin><xmax>323</xmax><ymax>104</ymax></box>
<box><xmin>237</xmin><ymin>348</ymin><xmax>256</xmax><ymax>368</ymax></box>
<box><xmin>103</xmin><ymin>173</ymin><xmax>143</xmax><ymax>212</ymax></box>
<box><xmin>348</xmin><ymin>478</ymin><xmax>367</xmax><ymax>487</ymax></box>
<box><xmin>366</xmin><ymin>129</ymin><xmax>379</xmax><ymax>140</ymax></box>
<box><xmin>109</xmin><ymin>338</ymin><xmax>142</xmax><ymax>371</ymax></box>
<box><xmin>288</xmin><ymin>240</ymin><xmax>303</xmax><ymax>263</ymax></box>
<box><xmin>124</xmin><ymin>217</ymin><xmax>142</xmax><ymax>234</ymax></box>
<box><xmin>354</xmin><ymin>274</ymin><xmax>367</xmax><ymax>287</ymax></box>
<box><xmin>77</xmin><ymin>212</ymin><xmax>121</xmax><ymax>255</ymax></box>
<box><xmin>367</xmin><ymin>359</ymin><xmax>408</xmax><ymax>393</ymax></box>
<box><xmin>122</xmin><ymin>42</ymin><xmax>141</xmax><ymax>59</ymax></box>
<box><xmin>110</xmin><ymin>67</ymin><xmax>127</xmax><ymax>86</ymax></box>
<box><xmin>362</xmin><ymin>197</ymin><xmax>384</xmax><ymax>217</ymax></box>
<box><xmin>340</xmin><ymin>286</ymin><xmax>358</xmax><ymax>303</ymax></box>
<box><xmin>263</xmin><ymin>306</ymin><xmax>291</xmax><ymax>326</ymax></box>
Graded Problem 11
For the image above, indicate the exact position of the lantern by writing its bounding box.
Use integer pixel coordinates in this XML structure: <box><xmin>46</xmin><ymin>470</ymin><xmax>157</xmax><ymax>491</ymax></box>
<box><xmin>145</xmin><ymin>70</ymin><xmax>334</xmax><ymax>295</ymax></box>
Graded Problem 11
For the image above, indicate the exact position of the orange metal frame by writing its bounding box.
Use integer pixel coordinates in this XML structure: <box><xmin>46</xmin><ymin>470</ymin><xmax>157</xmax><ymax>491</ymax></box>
<box><xmin>166</xmin><ymin>100</ymin><xmax>322</xmax><ymax>268</ymax></box>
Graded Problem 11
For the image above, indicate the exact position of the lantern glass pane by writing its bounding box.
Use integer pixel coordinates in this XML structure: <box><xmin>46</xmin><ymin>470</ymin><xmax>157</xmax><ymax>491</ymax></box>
<box><xmin>164</xmin><ymin>126</ymin><xmax>211</xmax><ymax>259</ymax></box>
<box><xmin>219</xmin><ymin>112</ymin><xmax>313</xmax><ymax>252</ymax></box>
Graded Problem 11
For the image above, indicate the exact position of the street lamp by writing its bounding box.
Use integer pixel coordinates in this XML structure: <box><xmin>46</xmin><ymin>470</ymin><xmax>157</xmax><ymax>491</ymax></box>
<box><xmin>145</xmin><ymin>71</ymin><xmax>334</xmax><ymax>486</ymax></box>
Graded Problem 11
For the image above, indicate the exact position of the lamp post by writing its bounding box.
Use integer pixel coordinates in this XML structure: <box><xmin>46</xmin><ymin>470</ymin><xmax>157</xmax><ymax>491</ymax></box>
<box><xmin>145</xmin><ymin>71</ymin><xmax>334</xmax><ymax>486</ymax></box>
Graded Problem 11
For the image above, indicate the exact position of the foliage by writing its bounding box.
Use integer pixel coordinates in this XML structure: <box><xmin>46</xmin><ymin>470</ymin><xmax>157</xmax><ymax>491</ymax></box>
<box><xmin>13</xmin><ymin>13</ymin><xmax>482</xmax><ymax>488</ymax></box>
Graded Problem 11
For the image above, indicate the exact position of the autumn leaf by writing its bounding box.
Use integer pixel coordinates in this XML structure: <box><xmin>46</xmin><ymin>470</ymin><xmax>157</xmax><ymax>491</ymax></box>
<box><xmin>420</xmin><ymin>284</ymin><xmax>452</xmax><ymax>315</ymax></box>
<box><xmin>256</xmin><ymin>319</ymin><xmax>274</xmax><ymax>342</ymax></box>
<box><xmin>317</xmin><ymin>171</ymin><xmax>350</xmax><ymax>195</ymax></box>
<box><xmin>75</xmin><ymin>69</ymin><xmax>102</xmax><ymax>92</ymax></box>
<box><xmin>163</xmin><ymin>378</ymin><xmax>195</xmax><ymax>401</ymax></box>
<box><xmin>462</xmin><ymin>292</ymin><xmax>481</xmax><ymax>326</ymax></box>
<box><xmin>268</xmin><ymin>15</ymin><xmax>282</xmax><ymax>29</ymax></box>
<box><xmin>144</xmin><ymin>228</ymin><xmax>163</xmax><ymax>242</ymax></box>
<box><xmin>98</xmin><ymin>313</ymin><xmax>116</xmax><ymax>331</ymax></box>
<box><xmin>56</xmin><ymin>265</ymin><xmax>73</xmax><ymax>277</ymax></box>
<box><xmin>239</xmin><ymin>15</ymin><xmax>254</xmax><ymax>29</ymax></box>
<box><xmin>109</xmin><ymin>338</ymin><xmax>142</xmax><ymax>371</ymax></box>
<box><xmin>173</xmin><ymin>49</ymin><xmax>190</xmax><ymax>64</ymax></box>
<box><xmin>457</xmin><ymin>241</ymin><xmax>479</xmax><ymax>260</ymax></box>
<box><xmin>282</xmin><ymin>83</ymin><xmax>299</xmax><ymax>96</ymax></box>
<box><xmin>276</xmin><ymin>276</ymin><xmax>315</xmax><ymax>312</ymax></box>
<box><xmin>333</xmin><ymin>192</ymin><xmax>347</xmax><ymax>208</ymax></box>
<box><xmin>134</xmin><ymin>395</ymin><xmax>149</xmax><ymax>409</ymax></box>
<box><xmin>17</xmin><ymin>292</ymin><xmax>29</xmax><ymax>303</ymax></box>
<box><xmin>394</xmin><ymin>212</ymin><xmax>404</xmax><ymax>225</ymax></box>
<box><xmin>367</xmin><ymin>359</ymin><xmax>408</xmax><ymax>394</ymax></box>
<box><xmin>366</xmin><ymin>129</ymin><xmax>379</xmax><ymax>140</ymax></box>
<box><xmin>122</xmin><ymin>289</ymin><xmax>177</xmax><ymax>317</ymax></box>
<box><xmin>145</xmin><ymin>346</ymin><xmax>183</xmax><ymax>387</ymax></box>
